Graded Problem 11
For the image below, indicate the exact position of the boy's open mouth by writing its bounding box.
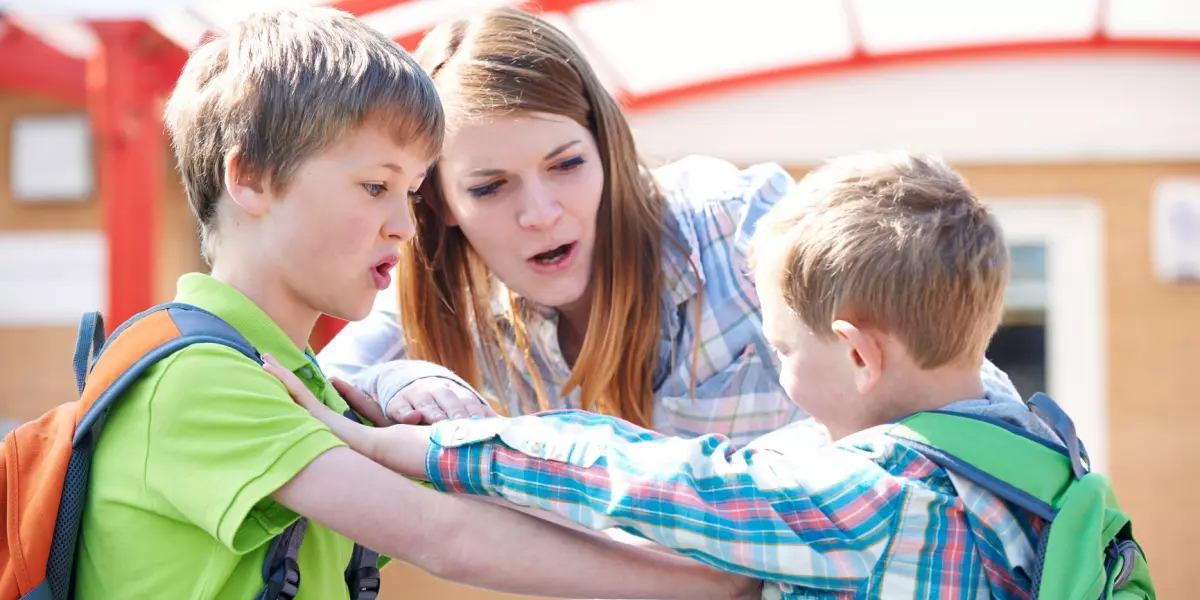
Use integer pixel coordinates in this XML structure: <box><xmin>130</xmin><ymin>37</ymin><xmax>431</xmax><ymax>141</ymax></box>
<box><xmin>371</xmin><ymin>255</ymin><xmax>399</xmax><ymax>290</ymax></box>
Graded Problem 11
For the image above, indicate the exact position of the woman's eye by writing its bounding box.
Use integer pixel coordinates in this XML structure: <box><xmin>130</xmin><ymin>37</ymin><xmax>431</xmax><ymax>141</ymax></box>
<box><xmin>468</xmin><ymin>180</ymin><xmax>503</xmax><ymax>198</ymax></box>
<box><xmin>363</xmin><ymin>183</ymin><xmax>388</xmax><ymax>198</ymax></box>
<box><xmin>553</xmin><ymin>156</ymin><xmax>585</xmax><ymax>171</ymax></box>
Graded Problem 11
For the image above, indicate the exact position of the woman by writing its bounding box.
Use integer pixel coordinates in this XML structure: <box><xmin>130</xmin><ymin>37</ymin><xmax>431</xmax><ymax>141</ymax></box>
<box><xmin>319</xmin><ymin>6</ymin><xmax>1017</xmax><ymax>447</ymax></box>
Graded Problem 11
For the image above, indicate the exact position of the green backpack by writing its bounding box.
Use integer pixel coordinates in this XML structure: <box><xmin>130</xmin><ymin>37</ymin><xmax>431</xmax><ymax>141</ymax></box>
<box><xmin>888</xmin><ymin>392</ymin><xmax>1155</xmax><ymax>599</ymax></box>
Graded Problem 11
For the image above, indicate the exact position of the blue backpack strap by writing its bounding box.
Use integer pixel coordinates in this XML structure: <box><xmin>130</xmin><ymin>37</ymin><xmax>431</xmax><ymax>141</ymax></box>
<box><xmin>73</xmin><ymin>303</ymin><xmax>260</xmax><ymax>443</ymax></box>
<box><xmin>72</xmin><ymin>311</ymin><xmax>107</xmax><ymax>397</ymax></box>
<box><xmin>1027</xmin><ymin>392</ymin><xmax>1090</xmax><ymax>479</ymax></box>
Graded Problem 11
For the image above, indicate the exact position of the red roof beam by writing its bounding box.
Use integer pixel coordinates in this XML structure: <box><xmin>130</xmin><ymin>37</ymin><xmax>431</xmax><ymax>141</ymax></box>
<box><xmin>525</xmin><ymin>0</ymin><xmax>609</xmax><ymax>14</ymax></box>
<box><xmin>625</xmin><ymin>36</ymin><xmax>1200</xmax><ymax>112</ymax></box>
<box><xmin>0</xmin><ymin>18</ymin><xmax>86</xmax><ymax>104</ymax></box>
<box><xmin>328</xmin><ymin>0</ymin><xmax>419</xmax><ymax>17</ymax></box>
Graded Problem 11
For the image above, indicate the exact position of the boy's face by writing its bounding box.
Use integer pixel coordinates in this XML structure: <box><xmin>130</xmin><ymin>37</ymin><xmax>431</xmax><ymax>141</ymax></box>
<box><xmin>254</xmin><ymin>126</ymin><xmax>430</xmax><ymax>322</ymax></box>
<box><xmin>756</xmin><ymin>262</ymin><xmax>858</xmax><ymax>430</ymax></box>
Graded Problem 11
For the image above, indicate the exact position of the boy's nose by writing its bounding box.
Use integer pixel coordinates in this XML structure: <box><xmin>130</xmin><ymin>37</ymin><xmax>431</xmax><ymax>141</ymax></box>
<box><xmin>384</xmin><ymin>205</ymin><xmax>417</xmax><ymax>242</ymax></box>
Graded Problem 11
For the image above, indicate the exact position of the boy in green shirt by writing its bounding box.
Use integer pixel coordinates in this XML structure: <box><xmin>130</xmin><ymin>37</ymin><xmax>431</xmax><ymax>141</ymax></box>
<box><xmin>73</xmin><ymin>7</ymin><xmax>756</xmax><ymax>600</ymax></box>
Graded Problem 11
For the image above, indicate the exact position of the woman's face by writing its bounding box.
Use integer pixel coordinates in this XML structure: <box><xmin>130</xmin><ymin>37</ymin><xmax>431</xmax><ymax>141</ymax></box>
<box><xmin>436</xmin><ymin>111</ymin><xmax>605</xmax><ymax>312</ymax></box>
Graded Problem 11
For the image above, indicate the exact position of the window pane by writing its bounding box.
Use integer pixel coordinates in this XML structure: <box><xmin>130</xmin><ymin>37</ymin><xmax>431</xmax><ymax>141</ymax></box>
<box><xmin>988</xmin><ymin>243</ymin><xmax>1047</xmax><ymax>398</ymax></box>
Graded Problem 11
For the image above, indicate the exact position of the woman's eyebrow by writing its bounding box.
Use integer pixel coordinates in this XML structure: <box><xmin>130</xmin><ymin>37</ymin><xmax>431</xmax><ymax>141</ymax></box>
<box><xmin>543</xmin><ymin>140</ymin><xmax>581</xmax><ymax>160</ymax></box>
<box><xmin>466</xmin><ymin>140</ymin><xmax>583</xmax><ymax>177</ymax></box>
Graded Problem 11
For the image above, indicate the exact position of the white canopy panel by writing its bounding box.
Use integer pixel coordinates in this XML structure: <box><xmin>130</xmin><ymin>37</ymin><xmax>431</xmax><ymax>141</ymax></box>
<box><xmin>1</xmin><ymin>0</ymin><xmax>1198</xmax><ymax>104</ymax></box>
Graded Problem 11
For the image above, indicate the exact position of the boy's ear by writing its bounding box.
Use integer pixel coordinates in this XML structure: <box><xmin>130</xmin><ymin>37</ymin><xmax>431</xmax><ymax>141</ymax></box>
<box><xmin>831</xmin><ymin>319</ymin><xmax>883</xmax><ymax>394</ymax></box>
<box><xmin>224</xmin><ymin>148</ymin><xmax>271</xmax><ymax>217</ymax></box>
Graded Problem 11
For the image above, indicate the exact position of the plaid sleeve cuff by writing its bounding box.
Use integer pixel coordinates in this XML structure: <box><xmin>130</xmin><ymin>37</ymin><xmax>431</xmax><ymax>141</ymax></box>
<box><xmin>424</xmin><ymin>411</ymin><xmax>629</xmax><ymax>499</ymax></box>
<box><xmin>425</xmin><ymin>434</ymin><xmax>496</xmax><ymax>495</ymax></box>
<box><xmin>425</xmin><ymin>418</ymin><xmax>502</xmax><ymax>496</ymax></box>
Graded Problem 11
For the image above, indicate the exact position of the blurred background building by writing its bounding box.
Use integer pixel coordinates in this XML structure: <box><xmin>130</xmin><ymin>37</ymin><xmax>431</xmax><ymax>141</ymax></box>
<box><xmin>0</xmin><ymin>0</ymin><xmax>1197</xmax><ymax>597</ymax></box>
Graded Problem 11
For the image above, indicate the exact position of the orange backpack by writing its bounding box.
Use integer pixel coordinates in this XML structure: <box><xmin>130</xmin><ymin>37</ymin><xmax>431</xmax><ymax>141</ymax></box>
<box><xmin>0</xmin><ymin>303</ymin><xmax>381</xmax><ymax>600</ymax></box>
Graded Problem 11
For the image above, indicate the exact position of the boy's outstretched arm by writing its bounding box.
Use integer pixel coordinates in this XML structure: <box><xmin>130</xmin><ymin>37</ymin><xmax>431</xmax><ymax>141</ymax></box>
<box><xmin>262</xmin><ymin>356</ymin><xmax>758</xmax><ymax>600</ymax></box>
<box><xmin>271</xmin><ymin>447</ymin><xmax>755</xmax><ymax>599</ymax></box>
<box><xmin>336</xmin><ymin>412</ymin><xmax>910</xmax><ymax>593</ymax></box>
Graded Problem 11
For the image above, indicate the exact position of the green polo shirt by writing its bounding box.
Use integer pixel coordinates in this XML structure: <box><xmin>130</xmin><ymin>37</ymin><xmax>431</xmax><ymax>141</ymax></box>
<box><xmin>75</xmin><ymin>273</ymin><xmax>360</xmax><ymax>599</ymax></box>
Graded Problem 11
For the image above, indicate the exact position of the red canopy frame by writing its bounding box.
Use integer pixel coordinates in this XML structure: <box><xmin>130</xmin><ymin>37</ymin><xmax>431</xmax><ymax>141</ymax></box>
<box><xmin>0</xmin><ymin>18</ymin><xmax>86</xmax><ymax>103</ymax></box>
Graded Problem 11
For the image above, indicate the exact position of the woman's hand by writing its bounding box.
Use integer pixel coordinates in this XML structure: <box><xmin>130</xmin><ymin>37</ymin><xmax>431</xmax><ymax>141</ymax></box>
<box><xmin>380</xmin><ymin>377</ymin><xmax>497</xmax><ymax>425</ymax></box>
<box><xmin>330</xmin><ymin>377</ymin><xmax>388</xmax><ymax>425</ymax></box>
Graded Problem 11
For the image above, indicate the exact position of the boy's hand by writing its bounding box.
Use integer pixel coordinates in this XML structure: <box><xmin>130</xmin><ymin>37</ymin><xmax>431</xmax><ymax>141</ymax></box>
<box><xmin>263</xmin><ymin>354</ymin><xmax>376</xmax><ymax>452</ymax></box>
<box><xmin>262</xmin><ymin>354</ymin><xmax>338</xmax><ymax>423</ymax></box>
<box><xmin>381</xmin><ymin>377</ymin><xmax>497</xmax><ymax>425</ymax></box>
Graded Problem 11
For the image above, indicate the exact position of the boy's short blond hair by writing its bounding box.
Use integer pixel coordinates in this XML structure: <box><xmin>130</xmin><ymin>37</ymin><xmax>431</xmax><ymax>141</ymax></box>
<box><xmin>164</xmin><ymin>6</ymin><xmax>444</xmax><ymax>262</ymax></box>
<box><xmin>752</xmin><ymin>151</ymin><xmax>1010</xmax><ymax>369</ymax></box>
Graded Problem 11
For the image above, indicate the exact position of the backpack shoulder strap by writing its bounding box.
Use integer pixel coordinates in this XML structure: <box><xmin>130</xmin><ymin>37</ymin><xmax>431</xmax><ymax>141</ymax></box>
<box><xmin>47</xmin><ymin>303</ymin><xmax>261</xmax><ymax>599</ymax></box>
<box><xmin>886</xmin><ymin>395</ymin><xmax>1085</xmax><ymax>521</ymax></box>
<box><xmin>73</xmin><ymin>303</ymin><xmax>259</xmax><ymax>442</ymax></box>
<box><xmin>255</xmin><ymin>519</ymin><xmax>307</xmax><ymax>600</ymax></box>
<box><xmin>345</xmin><ymin>544</ymin><xmax>381</xmax><ymax>600</ymax></box>
<box><xmin>71</xmin><ymin>311</ymin><xmax>108</xmax><ymax>398</ymax></box>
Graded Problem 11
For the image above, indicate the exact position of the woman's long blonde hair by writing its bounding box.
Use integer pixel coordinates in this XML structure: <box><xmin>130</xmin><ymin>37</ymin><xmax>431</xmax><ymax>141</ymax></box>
<box><xmin>397</xmin><ymin>7</ymin><xmax>693</xmax><ymax>427</ymax></box>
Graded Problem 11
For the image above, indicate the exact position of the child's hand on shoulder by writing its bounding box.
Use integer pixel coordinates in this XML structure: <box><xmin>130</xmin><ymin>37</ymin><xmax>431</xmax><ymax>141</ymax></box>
<box><xmin>263</xmin><ymin>354</ymin><xmax>373</xmax><ymax>450</ymax></box>
<box><xmin>262</xmin><ymin>353</ymin><xmax>337</xmax><ymax>421</ymax></box>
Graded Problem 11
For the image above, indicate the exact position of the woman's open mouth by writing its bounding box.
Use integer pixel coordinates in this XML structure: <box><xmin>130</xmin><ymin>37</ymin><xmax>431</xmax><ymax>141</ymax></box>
<box><xmin>528</xmin><ymin>242</ymin><xmax>577</xmax><ymax>273</ymax></box>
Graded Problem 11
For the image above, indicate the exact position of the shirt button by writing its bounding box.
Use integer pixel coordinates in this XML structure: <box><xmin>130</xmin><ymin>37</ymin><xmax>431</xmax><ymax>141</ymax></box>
<box><xmin>297</xmin><ymin>366</ymin><xmax>314</xmax><ymax>379</ymax></box>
